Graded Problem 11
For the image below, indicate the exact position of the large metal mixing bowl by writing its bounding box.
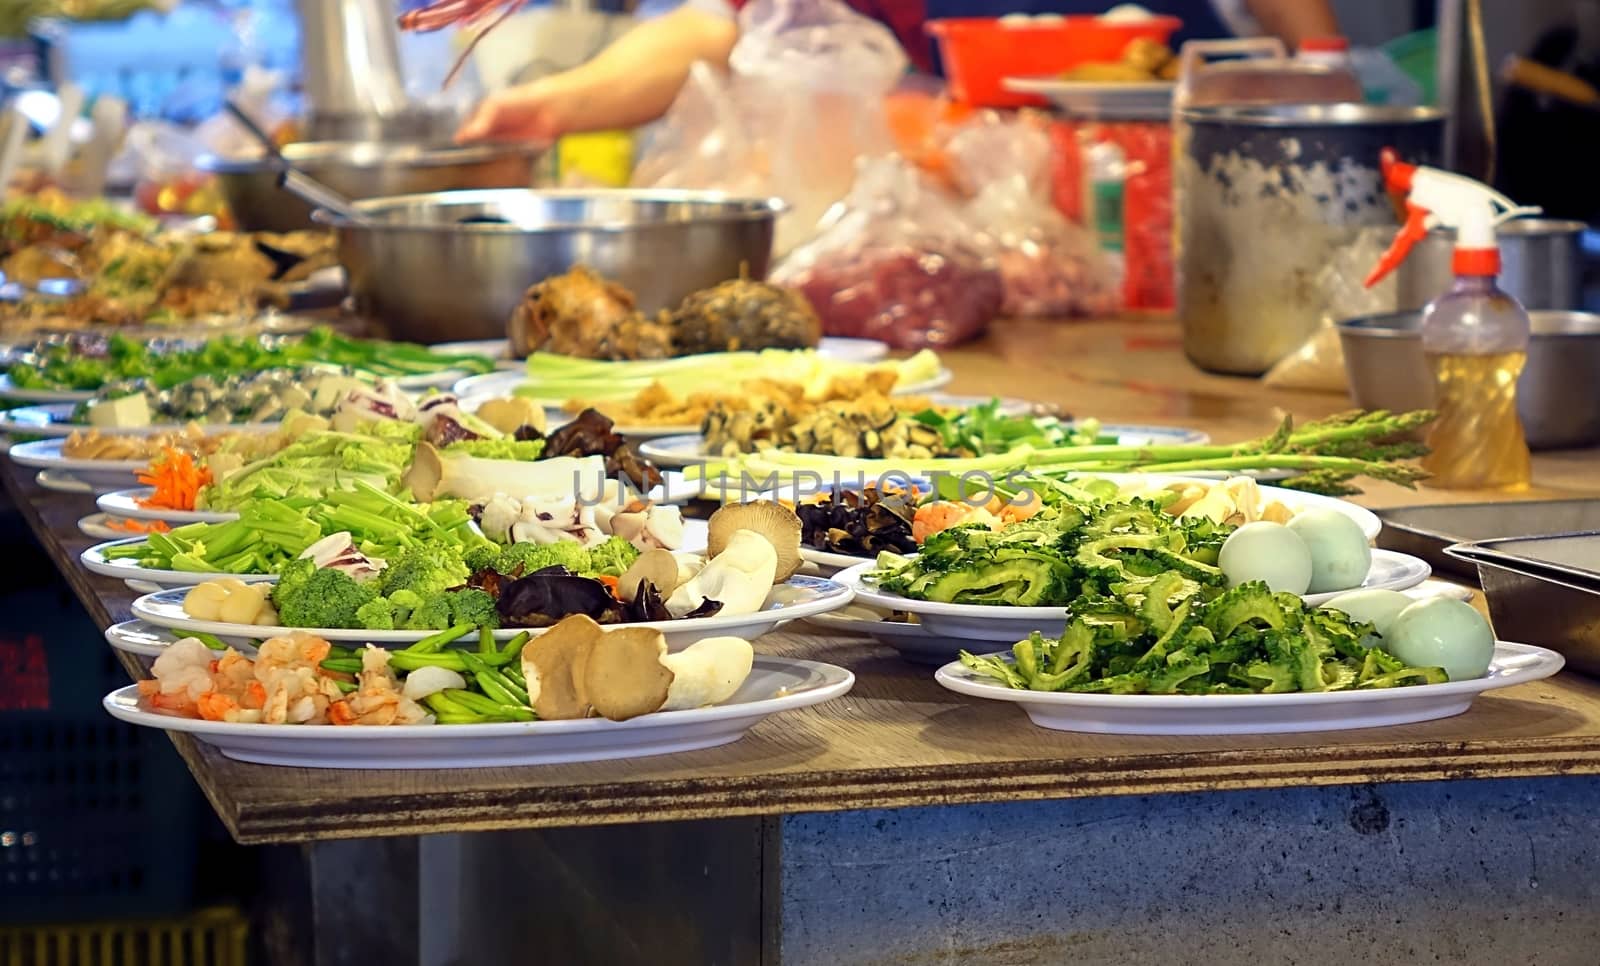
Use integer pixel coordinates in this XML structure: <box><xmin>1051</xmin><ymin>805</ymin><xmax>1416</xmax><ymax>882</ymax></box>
<box><xmin>198</xmin><ymin>142</ymin><xmax>542</xmax><ymax>233</ymax></box>
<box><xmin>1338</xmin><ymin>310</ymin><xmax>1600</xmax><ymax>450</ymax></box>
<box><xmin>316</xmin><ymin>189</ymin><xmax>785</xmax><ymax>343</ymax></box>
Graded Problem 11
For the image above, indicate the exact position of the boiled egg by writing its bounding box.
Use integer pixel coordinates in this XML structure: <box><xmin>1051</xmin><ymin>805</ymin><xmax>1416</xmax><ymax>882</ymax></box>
<box><xmin>1321</xmin><ymin>589</ymin><xmax>1412</xmax><ymax>646</ymax></box>
<box><xmin>1386</xmin><ymin>597</ymin><xmax>1495</xmax><ymax>681</ymax></box>
<box><xmin>1219</xmin><ymin>522</ymin><xmax>1313</xmax><ymax>595</ymax></box>
<box><xmin>1287</xmin><ymin>508</ymin><xmax>1372</xmax><ymax>594</ymax></box>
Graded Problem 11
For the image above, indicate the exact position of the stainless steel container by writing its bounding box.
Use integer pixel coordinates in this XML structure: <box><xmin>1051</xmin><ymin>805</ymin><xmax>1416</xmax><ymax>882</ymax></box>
<box><xmin>1377</xmin><ymin>500</ymin><xmax>1600</xmax><ymax>580</ymax></box>
<box><xmin>317</xmin><ymin>189</ymin><xmax>785</xmax><ymax>344</ymax></box>
<box><xmin>1447</xmin><ymin>533</ymin><xmax>1600</xmax><ymax>678</ymax></box>
<box><xmin>1397</xmin><ymin>219</ymin><xmax>1587</xmax><ymax>311</ymax></box>
<box><xmin>1177</xmin><ymin>104</ymin><xmax>1445</xmax><ymax>375</ymax></box>
<box><xmin>1338</xmin><ymin>310</ymin><xmax>1600</xmax><ymax>450</ymax></box>
<box><xmin>198</xmin><ymin>142</ymin><xmax>542</xmax><ymax>233</ymax></box>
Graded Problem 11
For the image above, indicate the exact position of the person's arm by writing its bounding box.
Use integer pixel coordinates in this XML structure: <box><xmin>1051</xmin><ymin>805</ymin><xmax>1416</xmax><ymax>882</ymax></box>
<box><xmin>1242</xmin><ymin>0</ymin><xmax>1340</xmax><ymax>48</ymax></box>
<box><xmin>456</xmin><ymin>6</ymin><xmax>738</xmax><ymax>144</ymax></box>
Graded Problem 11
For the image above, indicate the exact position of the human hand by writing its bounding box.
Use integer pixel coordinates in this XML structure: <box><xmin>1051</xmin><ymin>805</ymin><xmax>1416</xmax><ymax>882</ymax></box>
<box><xmin>455</xmin><ymin>76</ymin><xmax>574</xmax><ymax>145</ymax></box>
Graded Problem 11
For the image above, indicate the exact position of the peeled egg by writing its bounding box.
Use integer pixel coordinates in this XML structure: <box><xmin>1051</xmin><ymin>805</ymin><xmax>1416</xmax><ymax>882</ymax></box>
<box><xmin>1287</xmin><ymin>509</ymin><xmax>1372</xmax><ymax>594</ymax></box>
<box><xmin>1219</xmin><ymin>522</ymin><xmax>1313</xmax><ymax>595</ymax></box>
<box><xmin>1386</xmin><ymin>597</ymin><xmax>1496</xmax><ymax>681</ymax></box>
<box><xmin>1321</xmin><ymin>589</ymin><xmax>1412</xmax><ymax>646</ymax></box>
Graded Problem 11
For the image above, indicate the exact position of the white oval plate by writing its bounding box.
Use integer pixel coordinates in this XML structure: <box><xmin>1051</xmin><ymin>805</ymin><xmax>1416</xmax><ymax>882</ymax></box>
<box><xmin>639</xmin><ymin>420</ymin><xmax>1211</xmax><ymax>469</ymax></box>
<box><xmin>9</xmin><ymin>438</ymin><xmax>147</xmax><ymax>490</ymax></box>
<box><xmin>935</xmin><ymin>641</ymin><xmax>1563</xmax><ymax>735</ymax></box>
<box><xmin>0</xmin><ymin>374</ymin><xmax>93</xmax><ymax>404</ymax></box>
<box><xmin>95</xmin><ymin>473</ymin><xmax>704</xmax><ymax>526</ymax></box>
<box><xmin>102</xmin><ymin>655</ymin><xmax>855</xmax><ymax>769</ymax></box>
<box><xmin>452</xmin><ymin>365</ymin><xmax>955</xmax><ymax>409</ymax></box>
<box><xmin>0</xmin><ymin>403</ymin><xmax>278</xmax><ymax>439</ymax></box>
<box><xmin>431</xmin><ymin>336</ymin><xmax>891</xmax><ymax>368</ymax></box>
<box><xmin>835</xmin><ymin>550</ymin><xmax>1431</xmax><ymax>644</ymax></box>
<box><xmin>104</xmin><ymin>619</ymin><xmax>260</xmax><ymax>658</ymax></box>
<box><xmin>1099</xmin><ymin>473</ymin><xmax>1382</xmax><ymax>540</ymax></box>
<box><xmin>805</xmin><ymin>605</ymin><xmax>969</xmax><ymax>665</ymax></box>
<box><xmin>79</xmin><ymin>513</ymin><xmax>130</xmax><ymax>540</ymax></box>
<box><xmin>130</xmin><ymin>573</ymin><xmax>854</xmax><ymax>651</ymax></box>
<box><xmin>37</xmin><ymin>470</ymin><xmax>94</xmax><ymax>494</ymax></box>
<box><xmin>83</xmin><ymin>517</ymin><xmax>712</xmax><ymax>584</ymax></box>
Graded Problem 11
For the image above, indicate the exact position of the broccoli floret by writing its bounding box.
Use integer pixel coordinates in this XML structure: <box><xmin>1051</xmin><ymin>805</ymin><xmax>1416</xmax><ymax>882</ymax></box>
<box><xmin>497</xmin><ymin>540</ymin><xmax>590</xmax><ymax>576</ymax></box>
<box><xmin>274</xmin><ymin>567</ymin><xmax>378</xmax><ymax>628</ymax></box>
<box><xmin>462</xmin><ymin>543</ymin><xmax>502</xmax><ymax>574</ymax></box>
<box><xmin>588</xmin><ymin>536</ymin><xmax>640</xmax><ymax>578</ymax></box>
<box><xmin>387</xmin><ymin>589</ymin><xmax>423</xmax><ymax>625</ymax></box>
<box><xmin>356</xmin><ymin>597</ymin><xmax>397</xmax><ymax>631</ymax></box>
<box><xmin>273</xmin><ymin>557</ymin><xmax>318</xmax><ymax>607</ymax></box>
<box><xmin>379</xmin><ymin>546</ymin><xmax>469</xmax><ymax>598</ymax></box>
<box><xmin>447</xmin><ymin>588</ymin><xmax>499</xmax><ymax>628</ymax></box>
<box><xmin>403</xmin><ymin>594</ymin><xmax>454</xmax><ymax>631</ymax></box>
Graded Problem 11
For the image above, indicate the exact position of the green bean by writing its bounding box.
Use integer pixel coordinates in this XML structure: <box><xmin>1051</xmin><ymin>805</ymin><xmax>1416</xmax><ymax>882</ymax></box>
<box><xmin>460</xmin><ymin>652</ymin><xmax>529</xmax><ymax>706</ymax></box>
<box><xmin>192</xmin><ymin>632</ymin><xmax>230</xmax><ymax>651</ymax></box>
<box><xmin>332</xmin><ymin>679</ymin><xmax>357</xmax><ymax>694</ymax></box>
<box><xmin>445</xmin><ymin>689</ymin><xmax>536</xmax><ymax>722</ymax></box>
<box><xmin>499</xmin><ymin>631</ymin><xmax>531</xmax><ymax>658</ymax></box>
<box><xmin>405</xmin><ymin>623</ymin><xmax>476</xmax><ymax>654</ymax></box>
<box><xmin>423</xmin><ymin>691</ymin><xmax>480</xmax><ymax>718</ymax></box>
<box><xmin>319</xmin><ymin>657</ymin><xmax>364</xmax><ymax>674</ymax></box>
<box><xmin>478</xmin><ymin>627</ymin><xmax>496</xmax><ymax>655</ymax></box>
<box><xmin>389</xmin><ymin>651</ymin><xmax>470</xmax><ymax>673</ymax></box>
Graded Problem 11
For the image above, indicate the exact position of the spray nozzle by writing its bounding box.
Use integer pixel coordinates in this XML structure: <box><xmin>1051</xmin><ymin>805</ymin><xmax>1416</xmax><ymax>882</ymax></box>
<box><xmin>1362</xmin><ymin>149</ymin><xmax>1542</xmax><ymax>288</ymax></box>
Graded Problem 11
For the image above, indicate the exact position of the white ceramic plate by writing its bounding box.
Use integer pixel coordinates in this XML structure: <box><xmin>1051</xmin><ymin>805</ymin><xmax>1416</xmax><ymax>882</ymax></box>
<box><xmin>9</xmin><ymin>438</ymin><xmax>147</xmax><ymax>490</ymax></box>
<box><xmin>96</xmin><ymin>473</ymin><xmax>704</xmax><ymax>526</ymax></box>
<box><xmin>394</xmin><ymin>368</ymin><xmax>476</xmax><ymax>391</ymax></box>
<box><xmin>104</xmin><ymin>619</ymin><xmax>259</xmax><ymax>658</ymax></box>
<box><xmin>36</xmin><ymin>470</ymin><xmax>94</xmax><ymax>494</ymax></box>
<box><xmin>1001</xmin><ymin>76</ymin><xmax>1174</xmax><ymax>121</ymax></box>
<box><xmin>430</xmin><ymin>336</ymin><xmax>891</xmax><ymax>368</ymax></box>
<box><xmin>806</xmin><ymin>605</ymin><xmax>969</xmax><ymax>665</ymax></box>
<box><xmin>84</xmin><ymin>517</ymin><xmax>712</xmax><ymax>586</ymax></box>
<box><xmin>130</xmin><ymin>572</ymin><xmax>854</xmax><ymax>651</ymax></box>
<box><xmin>1097</xmin><ymin>473</ymin><xmax>1382</xmax><ymax>541</ymax></box>
<box><xmin>452</xmin><ymin>364</ymin><xmax>954</xmax><ymax>409</ymax></box>
<box><xmin>102</xmin><ymin>655</ymin><xmax>855</xmax><ymax>768</ymax></box>
<box><xmin>835</xmin><ymin>550</ymin><xmax>1431</xmax><ymax>645</ymax></box>
<box><xmin>0</xmin><ymin>403</ymin><xmax>278</xmax><ymax>439</ymax></box>
<box><xmin>638</xmin><ymin>419</ymin><xmax>1211</xmax><ymax>470</ymax></box>
<box><xmin>79</xmin><ymin>513</ymin><xmax>129</xmax><ymax>540</ymax></box>
<box><xmin>81</xmin><ymin>538</ymin><xmax>282</xmax><ymax>589</ymax></box>
<box><xmin>935</xmin><ymin>642</ymin><xmax>1563</xmax><ymax>735</ymax></box>
<box><xmin>0</xmin><ymin>374</ymin><xmax>93</xmax><ymax>404</ymax></box>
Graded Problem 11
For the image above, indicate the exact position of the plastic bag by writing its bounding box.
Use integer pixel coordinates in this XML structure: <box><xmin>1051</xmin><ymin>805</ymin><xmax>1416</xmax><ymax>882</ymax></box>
<box><xmin>1263</xmin><ymin>227</ymin><xmax>1398</xmax><ymax>392</ymax></box>
<box><xmin>944</xmin><ymin>113</ymin><xmax>1119</xmax><ymax>318</ymax></box>
<box><xmin>632</xmin><ymin>0</ymin><xmax>906</xmax><ymax>255</ymax></box>
<box><xmin>774</xmin><ymin>155</ymin><xmax>1002</xmax><ymax>348</ymax></box>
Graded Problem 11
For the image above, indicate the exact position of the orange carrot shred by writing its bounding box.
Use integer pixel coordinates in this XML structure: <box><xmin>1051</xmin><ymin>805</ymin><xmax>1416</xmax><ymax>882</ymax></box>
<box><xmin>135</xmin><ymin>447</ymin><xmax>211</xmax><ymax>512</ymax></box>
<box><xmin>106</xmin><ymin>517</ymin><xmax>171</xmax><ymax>534</ymax></box>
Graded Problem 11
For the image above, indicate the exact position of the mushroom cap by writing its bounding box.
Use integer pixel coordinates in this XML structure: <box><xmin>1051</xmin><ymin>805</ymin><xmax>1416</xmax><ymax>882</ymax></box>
<box><xmin>522</xmin><ymin>614</ymin><xmax>603</xmax><ymax>721</ymax></box>
<box><xmin>584</xmin><ymin>627</ymin><xmax>674</xmax><ymax>722</ymax></box>
<box><xmin>618</xmin><ymin>548</ymin><xmax>684</xmax><ymax>602</ymax></box>
<box><xmin>402</xmin><ymin>441</ymin><xmax>445</xmax><ymax>503</ymax></box>
<box><xmin>707</xmin><ymin>500</ymin><xmax>803</xmax><ymax>583</ymax></box>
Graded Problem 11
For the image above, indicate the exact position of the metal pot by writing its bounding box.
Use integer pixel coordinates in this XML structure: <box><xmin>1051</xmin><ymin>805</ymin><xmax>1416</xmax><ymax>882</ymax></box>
<box><xmin>316</xmin><ymin>188</ymin><xmax>785</xmax><ymax>344</ymax></box>
<box><xmin>1337</xmin><ymin>310</ymin><xmax>1600</xmax><ymax>450</ymax></box>
<box><xmin>198</xmin><ymin>141</ymin><xmax>542</xmax><ymax>233</ymax></box>
<box><xmin>1177</xmin><ymin>104</ymin><xmax>1445</xmax><ymax>375</ymax></box>
<box><xmin>1396</xmin><ymin>219</ymin><xmax>1587</xmax><ymax>311</ymax></box>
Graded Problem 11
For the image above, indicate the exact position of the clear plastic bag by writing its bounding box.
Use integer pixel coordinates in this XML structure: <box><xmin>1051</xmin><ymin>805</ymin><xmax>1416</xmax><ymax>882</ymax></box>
<box><xmin>773</xmin><ymin>155</ymin><xmax>1002</xmax><ymax>348</ymax></box>
<box><xmin>631</xmin><ymin>0</ymin><xmax>906</xmax><ymax>255</ymax></box>
<box><xmin>1263</xmin><ymin>227</ymin><xmax>1398</xmax><ymax>392</ymax></box>
<box><xmin>945</xmin><ymin>113</ymin><xmax>1119</xmax><ymax>318</ymax></box>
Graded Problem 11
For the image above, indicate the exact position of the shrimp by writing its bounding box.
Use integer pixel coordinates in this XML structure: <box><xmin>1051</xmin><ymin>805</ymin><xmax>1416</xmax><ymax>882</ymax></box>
<box><xmin>253</xmin><ymin>632</ymin><xmax>340</xmax><ymax>724</ymax></box>
<box><xmin>329</xmin><ymin>647</ymin><xmax>432</xmax><ymax>726</ymax></box>
<box><xmin>143</xmin><ymin>637</ymin><xmax>221</xmax><ymax>715</ymax></box>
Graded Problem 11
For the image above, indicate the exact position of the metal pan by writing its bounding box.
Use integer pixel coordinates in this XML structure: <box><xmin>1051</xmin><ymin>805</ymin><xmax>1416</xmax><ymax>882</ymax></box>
<box><xmin>1444</xmin><ymin>538</ymin><xmax>1600</xmax><ymax>678</ymax></box>
<box><xmin>1378</xmin><ymin>501</ymin><xmax>1600</xmax><ymax>580</ymax></box>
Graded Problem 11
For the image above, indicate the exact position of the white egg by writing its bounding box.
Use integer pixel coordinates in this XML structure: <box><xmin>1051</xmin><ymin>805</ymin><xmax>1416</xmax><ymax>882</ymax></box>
<box><xmin>1321</xmin><ymin>588</ymin><xmax>1412</xmax><ymax>647</ymax></box>
<box><xmin>1386</xmin><ymin>597</ymin><xmax>1496</xmax><ymax>681</ymax></box>
<box><xmin>1219</xmin><ymin>522</ymin><xmax>1313</xmax><ymax>595</ymax></box>
<box><xmin>1287</xmin><ymin>508</ymin><xmax>1373</xmax><ymax>594</ymax></box>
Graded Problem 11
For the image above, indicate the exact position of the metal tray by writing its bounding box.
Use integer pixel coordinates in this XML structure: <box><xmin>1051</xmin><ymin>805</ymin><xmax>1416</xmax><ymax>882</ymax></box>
<box><xmin>1377</xmin><ymin>500</ymin><xmax>1600</xmax><ymax>580</ymax></box>
<box><xmin>1445</xmin><ymin>536</ymin><xmax>1600</xmax><ymax>678</ymax></box>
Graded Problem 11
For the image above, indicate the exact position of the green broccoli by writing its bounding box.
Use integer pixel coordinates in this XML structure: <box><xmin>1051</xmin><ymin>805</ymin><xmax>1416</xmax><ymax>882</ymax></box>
<box><xmin>272</xmin><ymin>557</ymin><xmax>318</xmax><ymax>609</ymax></box>
<box><xmin>387</xmin><ymin>589</ymin><xmax>423</xmax><ymax>625</ymax></box>
<box><xmin>588</xmin><ymin>536</ymin><xmax>640</xmax><ymax>578</ymax></box>
<box><xmin>497</xmin><ymin>540</ymin><xmax>590</xmax><ymax>576</ymax></box>
<box><xmin>356</xmin><ymin>597</ymin><xmax>397</xmax><ymax>631</ymax></box>
<box><xmin>379</xmin><ymin>546</ymin><xmax>469</xmax><ymax>598</ymax></box>
<box><xmin>403</xmin><ymin>594</ymin><xmax>454</xmax><ymax>631</ymax></box>
<box><xmin>462</xmin><ymin>543</ymin><xmax>502</xmax><ymax>574</ymax></box>
<box><xmin>446</xmin><ymin>588</ymin><xmax>499</xmax><ymax>628</ymax></box>
<box><xmin>274</xmin><ymin>567</ymin><xmax>378</xmax><ymax>628</ymax></box>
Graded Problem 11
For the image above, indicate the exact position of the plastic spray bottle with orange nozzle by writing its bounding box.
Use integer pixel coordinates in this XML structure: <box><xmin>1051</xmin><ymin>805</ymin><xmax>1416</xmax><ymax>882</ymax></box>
<box><xmin>1365</xmin><ymin>149</ymin><xmax>1543</xmax><ymax>490</ymax></box>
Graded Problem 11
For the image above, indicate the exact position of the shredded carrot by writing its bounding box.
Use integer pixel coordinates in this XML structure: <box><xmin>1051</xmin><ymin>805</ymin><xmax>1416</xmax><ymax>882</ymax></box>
<box><xmin>106</xmin><ymin>517</ymin><xmax>170</xmax><ymax>534</ymax></box>
<box><xmin>135</xmin><ymin>447</ymin><xmax>212</xmax><ymax>511</ymax></box>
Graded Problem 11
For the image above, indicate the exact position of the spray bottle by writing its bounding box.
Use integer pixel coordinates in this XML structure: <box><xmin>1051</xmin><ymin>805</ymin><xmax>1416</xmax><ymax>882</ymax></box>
<box><xmin>1364</xmin><ymin>150</ymin><xmax>1542</xmax><ymax>490</ymax></box>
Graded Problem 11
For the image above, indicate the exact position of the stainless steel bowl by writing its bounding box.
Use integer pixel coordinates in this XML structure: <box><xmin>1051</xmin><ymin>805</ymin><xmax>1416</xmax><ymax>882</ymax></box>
<box><xmin>316</xmin><ymin>189</ymin><xmax>785</xmax><ymax>344</ymax></box>
<box><xmin>198</xmin><ymin>141</ymin><xmax>542</xmax><ymax>233</ymax></box>
<box><xmin>1337</xmin><ymin>310</ymin><xmax>1600</xmax><ymax>450</ymax></box>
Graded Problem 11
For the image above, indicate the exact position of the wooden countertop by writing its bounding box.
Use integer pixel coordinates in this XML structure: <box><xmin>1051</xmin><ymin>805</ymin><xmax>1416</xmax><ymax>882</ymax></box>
<box><xmin>19</xmin><ymin>317</ymin><xmax>1600</xmax><ymax>845</ymax></box>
